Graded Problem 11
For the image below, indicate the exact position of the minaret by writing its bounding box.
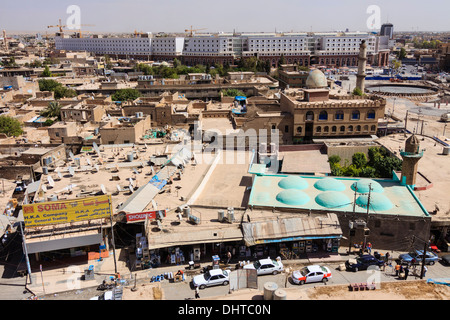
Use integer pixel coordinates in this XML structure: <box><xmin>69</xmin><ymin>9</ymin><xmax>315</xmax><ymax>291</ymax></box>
<box><xmin>2</xmin><ymin>30</ymin><xmax>7</xmax><ymax>51</ymax></box>
<box><xmin>400</xmin><ymin>134</ymin><xmax>424</xmax><ymax>186</ymax></box>
<box><xmin>355</xmin><ymin>40</ymin><xmax>367</xmax><ymax>93</ymax></box>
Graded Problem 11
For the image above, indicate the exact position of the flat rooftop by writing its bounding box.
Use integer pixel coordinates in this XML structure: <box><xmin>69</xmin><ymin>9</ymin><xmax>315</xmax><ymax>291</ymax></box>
<box><xmin>248</xmin><ymin>173</ymin><xmax>429</xmax><ymax>218</ymax></box>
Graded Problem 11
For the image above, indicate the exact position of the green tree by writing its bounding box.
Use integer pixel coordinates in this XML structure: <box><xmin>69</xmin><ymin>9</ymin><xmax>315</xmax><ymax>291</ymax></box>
<box><xmin>173</xmin><ymin>58</ymin><xmax>181</xmax><ymax>68</ymax></box>
<box><xmin>278</xmin><ymin>54</ymin><xmax>286</xmax><ymax>67</ymax></box>
<box><xmin>352</xmin><ymin>152</ymin><xmax>368</xmax><ymax>169</ymax></box>
<box><xmin>397</xmin><ymin>47</ymin><xmax>407</xmax><ymax>60</ymax></box>
<box><xmin>41</xmin><ymin>101</ymin><xmax>62</xmax><ymax>120</ymax></box>
<box><xmin>0</xmin><ymin>116</ymin><xmax>23</xmax><ymax>137</ymax></box>
<box><xmin>221</xmin><ymin>88</ymin><xmax>245</xmax><ymax>97</ymax></box>
<box><xmin>328</xmin><ymin>155</ymin><xmax>341</xmax><ymax>166</ymax></box>
<box><xmin>41</xmin><ymin>65</ymin><xmax>52</xmax><ymax>77</ymax></box>
<box><xmin>111</xmin><ymin>88</ymin><xmax>141</xmax><ymax>102</ymax></box>
<box><xmin>353</xmin><ymin>87</ymin><xmax>364</xmax><ymax>96</ymax></box>
<box><xmin>392</xmin><ymin>59</ymin><xmax>402</xmax><ymax>70</ymax></box>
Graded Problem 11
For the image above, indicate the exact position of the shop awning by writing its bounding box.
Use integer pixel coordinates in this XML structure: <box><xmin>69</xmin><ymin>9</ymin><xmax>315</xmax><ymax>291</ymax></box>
<box><xmin>241</xmin><ymin>213</ymin><xmax>342</xmax><ymax>247</ymax></box>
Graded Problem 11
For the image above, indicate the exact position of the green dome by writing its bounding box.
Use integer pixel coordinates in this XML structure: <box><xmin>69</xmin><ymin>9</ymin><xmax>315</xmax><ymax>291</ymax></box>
<box><xmin>276</xmin><ymin>189</ymin><xmax>310</xmax><ymax>206</ymax></box>
<box><xmin>278</xmin><ymin>176</ymin><xmax>309</xmax><ymax>190</ymax></box>
<box><xmin>315</xmin><ymin>191</ymin><xmax>352</xmax><ymax>209</ymax></box>
<box><xmin>306</xmin><ymin>69</ymin><xmax>328</xmax><ymax>89</ymax></box>
<box><xmin>351</xmin><ymin>179</ymin><xmax>384</xmax><ymax>193</ymax></box>
<box><xmin>356</xmin><ymin>193</ymin><xmax>393</xmax><ymax>211</ymax></box>
<box><xmin>314</xmin><ymin>178</ymin><xmax>346</xmax><ymax>192</ymax></box>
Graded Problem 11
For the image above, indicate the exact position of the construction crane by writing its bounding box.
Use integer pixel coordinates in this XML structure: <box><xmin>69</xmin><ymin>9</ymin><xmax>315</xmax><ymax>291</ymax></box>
<box><xmin>47</xmin><ymin>19</ymin><xmax>66</xmax><ymax>33</ymax></box>
<box><xmin>184</xmin><ymin>26</ymin><xmax>207</xmax><ymax>37</ymax></box>
<box><xmin>47</xmin><ymin>19</ymin><xmax>94</xmax><ymax>38</ymax></box>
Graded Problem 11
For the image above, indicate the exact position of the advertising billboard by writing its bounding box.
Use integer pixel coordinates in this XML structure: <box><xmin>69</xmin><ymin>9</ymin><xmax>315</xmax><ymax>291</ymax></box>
<box><xmin>125</xmin><ymin>210</ymin><xmax>166</xmax><ymax>223</ymax></box>
<box><xmin>22</xmin><ymin>195</ymin><xmax>112</xmax><ymax>228</ymax></box>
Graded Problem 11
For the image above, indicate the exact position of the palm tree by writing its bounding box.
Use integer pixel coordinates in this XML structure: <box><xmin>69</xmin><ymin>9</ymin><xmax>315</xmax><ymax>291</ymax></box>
<box><xmin>41</xmin><ymin>101</ymin><xmax>62</xmax><ymax>120</ymax></box>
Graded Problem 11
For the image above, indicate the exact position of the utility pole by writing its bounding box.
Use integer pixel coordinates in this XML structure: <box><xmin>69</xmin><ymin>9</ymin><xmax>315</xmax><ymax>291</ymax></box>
<box><xmin>420</xmin><ymin>240</ymin><xmax>428</xmax><ymax>279</ymax></box>
<box><xmin>348</xmin><ymin>183</ymin><xmax>358</xmax><ymax>254</ymax></box>
<box><xmin>19</xmin><ymin>221</ymin><xmax>32</xmax><ymax>284</ymax></box>
<box><xmin>363</xmin><ymin>184</ymin><xmax>372</xmax><ymax>251</ymax></box>
<box><xmin>108</xmin><ymin>198</ymin><xmax>117</xmax><ymax>274</ymax></box>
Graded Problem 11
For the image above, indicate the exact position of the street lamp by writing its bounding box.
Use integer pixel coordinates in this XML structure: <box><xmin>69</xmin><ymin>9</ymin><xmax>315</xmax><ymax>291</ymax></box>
<box><xmin>444</xmin><ymin>123</ymin><xmax>447</xmax><ymax>137</ymax></box>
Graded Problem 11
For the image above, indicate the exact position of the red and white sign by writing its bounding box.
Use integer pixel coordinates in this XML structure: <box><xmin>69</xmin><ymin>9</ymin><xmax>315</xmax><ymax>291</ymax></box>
<box><xmin>126</xmin><ymin>210</ymin><xmax>166</xmax><ymax>223</ymax></box>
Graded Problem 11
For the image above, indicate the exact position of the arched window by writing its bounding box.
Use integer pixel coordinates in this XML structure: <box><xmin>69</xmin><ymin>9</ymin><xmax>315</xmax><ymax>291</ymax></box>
<box><xmin>316</xmin><ymin>126</ymin><xmax>322</xmax><ymax>133</ymax></box>
<box><xmin>356</xmin><ymin>125</ymin><xmax>361</xmax><ymax>132</ymax></box>
<box><xmin>297</xmin><ymin>126</ymin><xmax>302</xmax><ymax>134</ymax></box>
<box><xmin>340</xmin><ymin>126</ymin><xmax>345</xmax><ymax>132</ymax></box>
<box><xmin>371</xmin><ymin>125</ymin><xmax>377</xmax><ymax>131</ymax></box>
<box><xmin>306</xmin><ymin>111</ymin><xmax>314</xmax><ymax>121</ymax></box>
<box><xmin>348</xmin><ymin>125</ymin><xmax>353</xmax><ymax>132</ymax></box>
<box><xmin>363</xmin><ymin>125</ymin><xmax>369</xmax><ymax>132</ymax></box>
<box><xmin>332</xmin><ymin>126</ymin><xmax>337</xmax><ymax>133</ymax></box>
<box><xmin>319</xmin><ymin>111</ymin><xmax>328</xmax><ymax>121</ymax></box>
<box><xmin>367</xmin><ymin>110</ymin><xmax>376</xmax><ymax>119</ymax></box>
<box><xmin>324</xmin><ymin>126</ymin><xmax>329</xmax><ymax>133</ymax></box>
<box><xmin>351</xmin><ymin>110</ymin><xmax>360</xmax><ymax>120</ymax></box>
<box><xmin>335</xmin><ymin>110</ymin><xmax>344</xmax><ymax>120</ymax></box>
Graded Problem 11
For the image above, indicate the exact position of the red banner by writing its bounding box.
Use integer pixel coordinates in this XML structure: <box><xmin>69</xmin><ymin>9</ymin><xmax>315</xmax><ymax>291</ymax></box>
<box><xmin>126</xmin><ymin>210</ymin><xmax>166</xmax><ymax>223</ymax></box>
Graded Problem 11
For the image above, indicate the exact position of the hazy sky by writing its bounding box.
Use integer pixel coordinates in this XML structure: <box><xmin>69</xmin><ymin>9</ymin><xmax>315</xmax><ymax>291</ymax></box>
<box><xmin>1</xmin><ymin>0</ymin><xmax>449</xmax><ymax>34</ymax></box>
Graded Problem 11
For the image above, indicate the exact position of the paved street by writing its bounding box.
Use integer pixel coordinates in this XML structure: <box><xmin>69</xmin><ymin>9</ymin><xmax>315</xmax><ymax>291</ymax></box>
<box><xmin>38</xmin><ymin>257</ymin><xmax>450</xmax><ymax>300</ymax></box>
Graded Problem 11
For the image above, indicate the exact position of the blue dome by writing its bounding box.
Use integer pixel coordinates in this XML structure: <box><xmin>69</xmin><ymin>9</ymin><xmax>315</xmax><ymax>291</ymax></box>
<box><xmin>315</xmin><ymin>191</ymin><xmax>352</xmax><ymax>209</ymax></box>
<box><xmin>356</xmin><ymin>193</ymin><xmax>393</xmax><ymax>211</ymax></box>
<box><xmin>351</xmin><ymin>179</ymin><xmax>384</xmax><ymax>193</ymax></box>
<box><xmin>278</xmin><ymin>176</ymin><xmax>309</xmax><ymax>190</ymax></box>
<box><xmin>314</xmin><ymin>178</ymin><xmax>346</xmax><ymax>192</ymax></box>
<box><xmin>276</xmin><ymin>189</ymin><xmax>310</xmax><ymax>206</ymax></box>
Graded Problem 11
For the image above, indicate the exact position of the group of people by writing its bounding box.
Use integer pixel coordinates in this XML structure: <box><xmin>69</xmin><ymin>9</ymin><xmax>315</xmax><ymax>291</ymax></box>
<box><xmin>394</xmin><ymin>262</ymin><xmax>427</xmax><ymax>280</ymax></box>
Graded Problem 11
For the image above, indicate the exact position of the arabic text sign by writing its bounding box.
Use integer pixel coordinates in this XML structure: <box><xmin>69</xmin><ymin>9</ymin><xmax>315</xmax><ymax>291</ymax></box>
<box><xmin>22</xmin><ymin>195</ymin><xmax>112</xmax><ymax>228</ymax></box>
<box><xmin>126</xmin><ymin>210</ymin><xmax>166</xmax><ymax>223</ymax></box>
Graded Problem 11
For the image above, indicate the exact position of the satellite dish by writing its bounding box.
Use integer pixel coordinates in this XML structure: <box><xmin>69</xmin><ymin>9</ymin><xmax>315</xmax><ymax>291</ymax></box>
<box><xmin>116</xmin><ymin>185</ymin><xmax>122</xmax><ymax>192</ymax></box>
<box><xmin>68</xmin><ymin>166</ymin><xmax>75</xmax><ymax>176</ymax></box>
<box><xmin>57</xmin><ymin>170</ymin><xmax>63</xmax><ymax>180</ymax></box>
<box><xmin>69</xmin><ymin>151</ymin><xmax>75</xmax><ymax>161</ymax></box>
<box><xmin>150</xmin><ymin>166</ymin><xmax>155</xmax><ymax>175</ymax></box>
<box><xmin>128</xmin><ymin>177</ymin><xmax>133</xmax><ymax>185</ymax></box>
<box><xmin>94</xmin><ymin>164</ymin><xmax>100</xmax><ymax>172</ymax></box>
<box><xmin>133</xmin><ymin>168</ymin><xmax>139</xmax><ymax>175</ymax></box>
<box><xmin>100</xmin><ymin>184</ymin><xmax>106</xmax><ymax>195</ymax></box>
<box><xmin>128</xmin><ymin>185</ymin><xmax>134</xmax><ymax>193</ymax></box>
<box><xmin>86</xmin><ymin>158</ymin><xmax>91</xmax><ymax>166</ymax></box>
<box><xmin>42</xmin><ymin>185</ymin><xmax>47</xmax><ymax>192</ymax></box>
<box><xmin>47</xmin><ymin>176</ymin><xmax>55</xmax><ymax>187</ymax></box>
<box><xmin>93</xmin><ymin>142</ymin><xmax>101</xmax><ymax>155</ymax></box>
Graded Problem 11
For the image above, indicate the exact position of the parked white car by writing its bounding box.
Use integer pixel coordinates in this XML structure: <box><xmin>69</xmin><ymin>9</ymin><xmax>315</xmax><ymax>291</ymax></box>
<box><xmin>243</xmin><ymin>258</ymin><xmax>284</xmax><ymax>275</ymax></box>
<box><xmin>291</xmin><ymin>265</ymin><xmax>332</xmax><ymax>285</ymax></box>
<box><xmin>192</xmin><ymin>269</ymin><xmax>230</xmax><ymax>289</ymax></box>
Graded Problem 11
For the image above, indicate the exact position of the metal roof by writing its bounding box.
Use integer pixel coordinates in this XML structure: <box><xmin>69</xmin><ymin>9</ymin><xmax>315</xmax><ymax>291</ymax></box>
<box><xmin>241</xmin><ymin>213</ymin><xmax>342</xmax><ymax>246</ymax></box>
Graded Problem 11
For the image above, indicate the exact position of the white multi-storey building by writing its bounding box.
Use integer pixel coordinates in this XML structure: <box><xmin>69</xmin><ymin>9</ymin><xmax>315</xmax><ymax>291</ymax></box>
<box><xmin>54</xmin><ymin>34</ymin><xmax>152</xmax><ymax>56</ymax></box>
<box><xmin>54</xmin><ymin>31</ymin><xmax>389</xmax><ymax>67</ymax></box>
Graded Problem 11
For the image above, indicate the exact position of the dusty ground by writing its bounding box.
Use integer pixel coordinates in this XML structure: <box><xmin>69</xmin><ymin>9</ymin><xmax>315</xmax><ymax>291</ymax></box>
<box><xmin>122</xmin><ymin>283</ymin><xmax>164</xmax><ymax>300</ymax></box>
<box><xmin>211</xmin><ymin>280</ymin><xmax>450</xmax><ymax>300</ymax></box>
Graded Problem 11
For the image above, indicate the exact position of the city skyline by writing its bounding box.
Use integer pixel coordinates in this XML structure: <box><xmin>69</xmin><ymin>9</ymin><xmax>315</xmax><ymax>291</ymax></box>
<box><xmin>1</xmin><ymin>0</ymin><xmax>449</xmax><ymax>35</ymax></box>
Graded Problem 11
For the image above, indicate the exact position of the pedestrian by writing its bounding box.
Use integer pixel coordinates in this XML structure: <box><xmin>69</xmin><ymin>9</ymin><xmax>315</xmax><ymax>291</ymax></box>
<box><xmin>423</xmin><ymin>265</ymin><xmax>428</xmax><ymax>277</ymax></box>
<box><xmin>395</xmin><ymin>263</ymin><xmax>401</xmax><ymax>276</ymax></box>
<box><xmin>385</xmin><ymin>252</ymin><xmax>390</xmax><ymax>264</ymax></box>
<box><xmin>367</xmin><ymin>242</ymin><xmax>372</xmax><ymax>254</ymax></box>
<box><xmin>226</xmin><ymin>251</ymin><xmax>232</xmax><ymax>265</ymax></box>
<box><xmin>404</xmin><ymin>266</ymin><xmax>409</xmax><ymax>280</ymax></box>
<box><xmin>195</xmin><ymin>286</ymin><xmax>200</xmax><ymax>299</ymax></box>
